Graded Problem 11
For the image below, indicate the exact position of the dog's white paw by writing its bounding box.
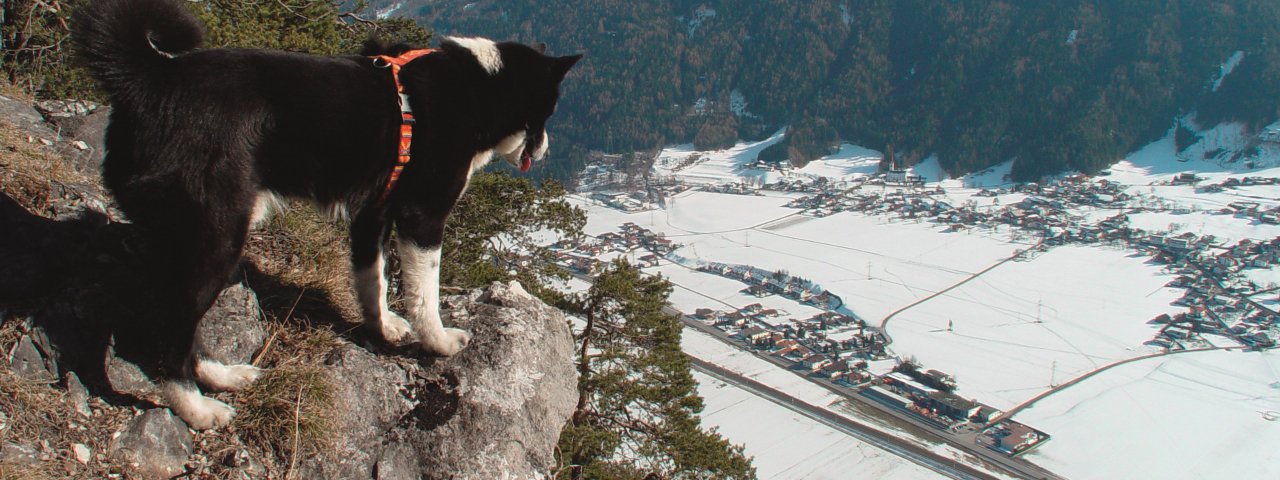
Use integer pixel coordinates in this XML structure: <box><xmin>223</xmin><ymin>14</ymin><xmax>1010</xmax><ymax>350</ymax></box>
<box><xmin>379</xmin><ymin>313</ymin><xmax>413</xmax><ymax>344</ymax></box>
<box><xmin>424</xmin><ymin>328</ymin><xmax>472</xmax><ymax>356</ymax></box>
<box><xmin>165</xmin><ymin>383</ymin><xmax>236</xmax><ymax>431</ymax></box>
<box><xmin>196</xmin><ymin>360</ymin><xmax>261</xmax><ymax>392</ymax></box>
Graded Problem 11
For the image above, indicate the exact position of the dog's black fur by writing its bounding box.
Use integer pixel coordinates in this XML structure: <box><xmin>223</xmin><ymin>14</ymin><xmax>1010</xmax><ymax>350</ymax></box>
<box><xmin>74</xmin><ymin>0</ymin><xmax>578</xmax><ymax>429</ymax></box>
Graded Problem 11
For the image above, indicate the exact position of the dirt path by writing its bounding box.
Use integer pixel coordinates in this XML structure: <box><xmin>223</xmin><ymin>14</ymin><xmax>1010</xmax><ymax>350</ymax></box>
<box><xmin>878</xmin><ymin>240</ymin><xmax>1045</xmax><ymax>332</ymax></box>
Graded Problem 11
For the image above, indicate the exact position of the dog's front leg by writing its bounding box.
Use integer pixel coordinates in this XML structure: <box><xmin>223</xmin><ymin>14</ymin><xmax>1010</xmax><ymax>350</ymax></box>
<box><xmin>397</xmin><ymin>238</ymin><xmax>471</xmax><ymax>356</ymax></box>
<box><xmin>351</xmin><ymin>216</ymin><xmax>413</xmax><ymax>343</ymax></box>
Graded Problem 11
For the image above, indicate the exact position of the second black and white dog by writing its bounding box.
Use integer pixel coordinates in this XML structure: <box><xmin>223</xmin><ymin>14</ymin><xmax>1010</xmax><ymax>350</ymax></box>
<box><xmin>74</xmin><ymin>0</ymin><xmax>579</xmax><ymax>429</ymax></box>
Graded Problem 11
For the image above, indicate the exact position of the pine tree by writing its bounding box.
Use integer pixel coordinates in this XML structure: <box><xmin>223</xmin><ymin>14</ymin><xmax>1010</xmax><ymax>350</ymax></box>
<box><xmin>557</xmin><ymin>260</ymin><xmax>755</xmax><ymax>480</ymax></box>
<box><xmin>440</xmin><ymin>171</ymin><xmax>585</xmax><ymax>295</ymax></box>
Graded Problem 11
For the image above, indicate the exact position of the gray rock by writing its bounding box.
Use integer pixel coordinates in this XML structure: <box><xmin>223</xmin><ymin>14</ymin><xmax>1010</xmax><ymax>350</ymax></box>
<box><xmin>110</xmin><ymin>409</ymin><xmax>194</xmax><ymax>479</ymax></box>
<box><xmin>298</xmin><ymin>343</ymin><xmax>414</xmax><ymax>480</ymax></box>
<box><xmin>48</xmin><ymin>107</ymin><xmax>109</xmax><ymax>173</ymax></box>
<box><xmin>0</xmin><ymin>442</ymin><xmax>39</xmax><ymax>465</ymax></box>
<box><xmin>65</xmin><ymin>371</ymin><xmax>93</xmax><ymax>418</ymax></box>
<box><xmin>106</xmin><ymin>344</ymin><xmax>155</xmax><ymax>397</ymax></box>
<box><xmin>72</xmin><ymin>443</ymin><xmax>91</xmax><ymax>464</ymax></box>
<box><xmin>196</xmin><ymin>282</ymin><xmax>267</xmax><ymax>366</ymax></box>
<box><xmin>34</xmin><ymin>99</ymin><xmax>99</xmax><ymax>118</ymax></box>
<box><xmin>298</xmin><ymin>281</ymin><xmax>577</xmax><ymax>480</ymax></box>
<box><xmin>407</xmin><ymin>281</ymin><xmax>578</xmax><ymax>480</ymax></box>
<box><xmin>0</xmin><ymin>94</ymin><xmax>56</xmax><ymax>141</ymax></box>
<box><xmin>9</xmin><ymin>335</ymin><xmax>56</xmax><ymax>383</ymax></box>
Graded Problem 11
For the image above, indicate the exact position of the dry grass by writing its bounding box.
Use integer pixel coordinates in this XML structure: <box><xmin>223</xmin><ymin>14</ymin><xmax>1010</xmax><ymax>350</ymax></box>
<box><xmin>0</xmin><ymin>320</ymin><xmax>134</xmax><ymax>479</ymax></box>
<box><xmin>246</xmin><ymin>204</ymin><xmax>360</xmax><ymax>321</ymax></box>
<box><xmin>0</xmin><ymin>120</ymin><xmax>95</xmax><ymax>216</ymax></box>
<box><xmin>0</xmin><ymin>81</ymin><xmax>32</xmax><ymax>102</ymax></box>
<box><xmin>233</xmin><ymin>362</ymin><xmax>338</xmax><ymax>465</ymax></box>
<box><xmin>233</xmin><ymin>203</ymin><xmax>359</xmax><ymax>469</ymax></box>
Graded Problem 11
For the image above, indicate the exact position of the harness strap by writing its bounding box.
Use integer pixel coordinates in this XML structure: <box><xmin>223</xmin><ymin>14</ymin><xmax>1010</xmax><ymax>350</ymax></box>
<box><xmin>372</xmin><ymin>48</ymin><xmax>435</xmax><ymax>206</ymax></box>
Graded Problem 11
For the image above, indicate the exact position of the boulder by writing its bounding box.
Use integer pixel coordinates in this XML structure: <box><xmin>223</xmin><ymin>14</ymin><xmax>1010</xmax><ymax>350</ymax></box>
<box><xmin>110</xmin><ymin>409</ymin><xmax>194</xmax><ymax>479</ymax></box>
<box><xmin>0</xmin><ymin>94</ymin><xmax>56</xmax><ymax>141</ymax></box>
<box><xmin>8</xmin><ymin>335</ymin><xmax>56</xmax><ymax>383</ymax></box>
<box><xmin>196</xmin><ymin>283</ymin><xmax>268</xmax><ymax>366</ymax></box>
<box><xmin>299</xmin><ymin>281</ymin><xmax>577</xmax><ymax>480</ymax></box>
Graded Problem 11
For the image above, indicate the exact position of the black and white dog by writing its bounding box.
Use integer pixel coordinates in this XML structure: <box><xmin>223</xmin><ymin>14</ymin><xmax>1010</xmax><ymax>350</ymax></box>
<box><xmin>74</xmin><ymin>0</ymin><xmax>579</xmax><ymax>429</ymax></box>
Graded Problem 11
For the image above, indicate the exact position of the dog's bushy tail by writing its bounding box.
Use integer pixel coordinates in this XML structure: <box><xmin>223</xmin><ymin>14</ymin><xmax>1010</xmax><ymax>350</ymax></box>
<box><xmin>73</xmin><ymin>0</ymin><xmax>203</xmax><ymax>98</ymax></box>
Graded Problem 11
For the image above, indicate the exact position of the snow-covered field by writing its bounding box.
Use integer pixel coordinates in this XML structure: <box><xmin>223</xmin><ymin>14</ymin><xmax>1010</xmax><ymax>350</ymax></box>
<box><xmin>695</xmin><ymin>370</ymin><xmax>943</xmax><ymax>480</ymax></box>
<box><xmin>890</xmin><ymin>245</ymin><xmax>1185</xmax><ymax>410</ymax></box>
<box><xmin>574</xmin><ymin>124</ymin><xmax>1280</xmax><ymax>479</ymax></box>
<box><xmin>1017</xmin><ymin>349</ymin><xmax>1280</xmax><ymax>480</ymax></box>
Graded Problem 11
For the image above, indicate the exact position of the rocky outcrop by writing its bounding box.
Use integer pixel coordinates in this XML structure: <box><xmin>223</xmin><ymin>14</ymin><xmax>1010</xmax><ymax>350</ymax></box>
<box><xmin>0</xmin><ymin>96</ymin><xmax>578</xmax><ymax>479</ymax></box>
<box><xmin>299</xmin><ymin>282</ymin><xmax>577</xmax><ymax>480</ymax></box>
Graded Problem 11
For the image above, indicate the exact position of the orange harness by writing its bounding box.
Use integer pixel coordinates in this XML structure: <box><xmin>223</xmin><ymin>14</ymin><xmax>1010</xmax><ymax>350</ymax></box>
<box><xmin>371</xmin><ymin>48</ymin><xmax>435</xmax><ymax>206</ymax></box>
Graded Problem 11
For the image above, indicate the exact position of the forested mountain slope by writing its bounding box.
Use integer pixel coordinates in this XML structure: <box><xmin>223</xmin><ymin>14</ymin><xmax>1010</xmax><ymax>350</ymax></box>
<box><xmin>378</xmin><ymin>0</ymin><xmax>1280</xmax><ymax>181</ymax></box>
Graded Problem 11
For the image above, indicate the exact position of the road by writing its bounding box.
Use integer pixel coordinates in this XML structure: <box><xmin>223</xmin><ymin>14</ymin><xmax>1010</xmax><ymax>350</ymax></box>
<box><xmin>690</xmin><ymin>357</ymin><xmax>996</xmax><ymax>480</ymax></box>
<box><xmin>683</xmin><ymin>316</ymin><xmax>1065</xmax><ymax>480</ymax></box>
<box><xmin>878</xmin><ymin>239</ymin><xmax>1045</xmax><ymax>332</ymax></box>
<box><xmin>992</xmin><ymin>345</ymin><xmax>1226</xmax><ymax>424</ymax></box>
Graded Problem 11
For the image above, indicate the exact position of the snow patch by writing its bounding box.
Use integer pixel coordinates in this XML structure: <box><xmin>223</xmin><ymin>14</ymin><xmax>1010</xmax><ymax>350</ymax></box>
<box><xmin>683</xmin><ymin>5</ymin><xmax>717</xmax><ymax>37</ymax></box>
<box><xmin>375</xmin><ymin>2</ymin><xmax>402</xmax><ymax>20</ymax></box>
<box><xmin>728</xmin><ymin>90</ymin><xmax>760</xmax><ymax>119</ymax></box>
<box><xmin>1211</xmin><ymin>50</ymin><xmax>1245</xmax><ymax>92</ymax></box>
<box><xmin>909</xmin><ymin>155</ymin><xmax>948</xmax><ymax>183</ymax></box>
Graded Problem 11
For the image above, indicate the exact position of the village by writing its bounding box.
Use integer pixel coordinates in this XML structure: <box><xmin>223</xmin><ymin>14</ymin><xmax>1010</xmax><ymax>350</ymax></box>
<box><xmin>560</xmin><ymin>162</ymin><xmax>1280</xmax><ymax>461</ymax></box>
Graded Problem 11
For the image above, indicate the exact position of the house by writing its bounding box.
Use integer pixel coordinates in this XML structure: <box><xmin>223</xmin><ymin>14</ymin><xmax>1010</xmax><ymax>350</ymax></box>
<box><xmin>799</xmin><ymin>354</ymin><xmax>831</xmax><ymax>371</ymax></box>
<box><xmin>928</xmin><ymin>391</ymin><xmax>979</xmax><ymax>420</ymax></box>
<box><xmin>971</xmin><ymin>404</ymin><xmax>1002</xmax><ymax>423</ymax></box>
<box><xmin>885</xmin><ymin>372</ymin><xmax>938</xmax><ymax>398</ymax></box>
<box><xmin>716</xmin><ymin>311</ymin><xmax>748</xmax><ymax>328</ymax></box>
<box><xmin>924</xmin><ymin>369</ymin><xmax>958</xmax><ymax>390</ymax></box>
<box><xmin>771</xmin><ymin>339</ymin><xmax>799</xmax><ymax>353</ymax></box>
<box><xmin>740</xmin><ymin>326</ymin><xmax>772</xmax><ymax>345</ymax></box>
<box><xmin>816</xmin><ymin>361</ymin><xmax>849</xmax><ymax>379</ymax></box>
<box><xmin>995</xmin><ymin>423</ymin><xmax>1042</xmax><ymax>453</ymax></box>
<box><xmin>862</xmin><ymin>385</ymin><xmax>914</xmax><ymax>409</ymax></box>
<box><xmin>782</xmin><ymin>345</ymin><xmax>813</xmax><ymax>360</ymax></box>
<box><xmin>1171</xmin><ymin>172</ymin><xmax>1200</xmax><ymax>185</ymax></box>
<box><xmin>637</xmin><ymin>254</ymin><xmax>660</xmax><ymax>268</ymax></box>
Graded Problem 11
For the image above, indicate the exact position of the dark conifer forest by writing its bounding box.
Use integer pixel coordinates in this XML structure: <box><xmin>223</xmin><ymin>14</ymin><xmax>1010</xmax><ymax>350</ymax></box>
<box><xmin>377</xmin><ymin>1</ymin><xmax>1279</xmax><ymax>182</ymax></box>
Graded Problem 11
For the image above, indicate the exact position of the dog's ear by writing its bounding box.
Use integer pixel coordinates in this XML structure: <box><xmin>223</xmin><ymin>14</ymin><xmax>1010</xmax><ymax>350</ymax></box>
<box><xmin>553</xmin><ymin>54</ymin><xmax>582</xmax><ymax>80</ymax></box>
<box><xmin>533</xmin><ymin>42</ymin><xmax>548</xmax><ymax>54</ymax></box>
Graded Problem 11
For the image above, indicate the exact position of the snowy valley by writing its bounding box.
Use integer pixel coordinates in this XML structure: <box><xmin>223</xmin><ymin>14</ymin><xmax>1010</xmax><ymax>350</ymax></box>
<box><xmin>558</xmin><ymin>126</ymin><xmax>1280</xmax><ymax>479</ymax></box>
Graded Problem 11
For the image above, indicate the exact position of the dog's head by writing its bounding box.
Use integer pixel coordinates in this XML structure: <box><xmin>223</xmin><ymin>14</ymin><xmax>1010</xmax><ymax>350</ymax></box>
<box><xmin>442</xmin><ymin>37</ymin><xmax>581</xmax><ymax>172</ymax></box>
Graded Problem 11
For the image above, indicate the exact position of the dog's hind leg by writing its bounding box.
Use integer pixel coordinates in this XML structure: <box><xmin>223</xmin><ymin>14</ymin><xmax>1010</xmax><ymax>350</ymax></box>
<box><xmin>396</xmin><ymin>219</ymin><xmax>471</xmax><ymax>356</ymax></box>
<box><xmin>131</xmin><ymin>185</ymin><xmax>259</xmax><ymax>429</ymax></box>
<box><xmin>351</xmin><ymin>212</ymin><xmax>413</xmax><ymax>343</ymax></box>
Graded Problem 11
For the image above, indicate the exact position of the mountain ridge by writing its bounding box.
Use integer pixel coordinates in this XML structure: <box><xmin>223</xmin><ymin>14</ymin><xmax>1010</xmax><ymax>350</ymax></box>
<box><xmin>377</xmin><ymin>0</ymin><xmax>1280</xmax><ymax>182</ymax></box>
